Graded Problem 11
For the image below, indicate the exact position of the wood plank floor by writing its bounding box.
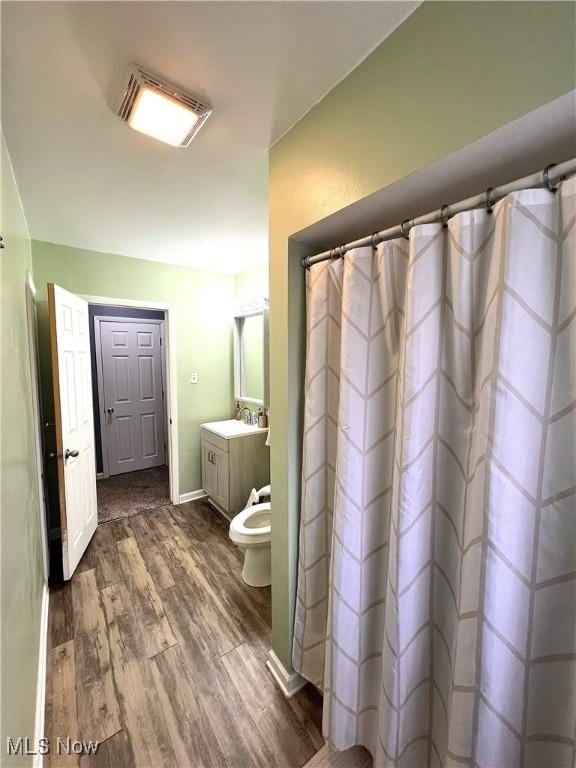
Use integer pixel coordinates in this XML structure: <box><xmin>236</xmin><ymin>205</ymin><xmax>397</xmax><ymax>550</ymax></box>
<box><xmin>302</xmin><ymin>746</ymin><xmax>371</xmax><ymax>768</ymax></box>
<box><xmin>45</xmin><ymin>500</ymin><xmax>324</xmax><ymax>768</ymax></box>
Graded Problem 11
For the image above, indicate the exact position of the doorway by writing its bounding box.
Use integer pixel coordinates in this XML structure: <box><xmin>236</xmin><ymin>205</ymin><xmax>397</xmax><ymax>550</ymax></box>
<box><xmin>44</xmin><ymin>286</ymin><xmax>180</xmax><ymax>580</ymax></box>
<box><xmin>90</xmin><ymin>304</ymin><xmax>171</xmax><ymax>523</ymax></box>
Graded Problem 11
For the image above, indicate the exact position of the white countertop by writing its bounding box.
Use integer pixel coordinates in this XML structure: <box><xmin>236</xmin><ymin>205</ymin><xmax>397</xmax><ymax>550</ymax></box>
<box><xmin>200</xmin><ymin>419</ymin><xmax>268</xmax><ymax>439</ymax></box>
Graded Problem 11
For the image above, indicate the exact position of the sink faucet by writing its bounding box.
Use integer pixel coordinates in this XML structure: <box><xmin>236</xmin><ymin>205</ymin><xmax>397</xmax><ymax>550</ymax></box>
<box><xmin>240</xmin><ymin>406</ymin><xmax>252</xmax><ymax>425</ymax></box>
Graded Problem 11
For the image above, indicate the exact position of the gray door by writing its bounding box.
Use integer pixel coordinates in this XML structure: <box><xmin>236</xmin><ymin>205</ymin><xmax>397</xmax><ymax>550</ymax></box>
<box><xmin>100</xmin><ymin>320</ymin><xmax>166</xmax><ymax>475</ymax></box>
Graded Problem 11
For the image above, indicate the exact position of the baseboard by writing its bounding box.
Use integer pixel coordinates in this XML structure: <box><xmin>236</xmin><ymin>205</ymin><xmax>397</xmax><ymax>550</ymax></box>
<box><xmin>178</xmin><ymin>489</ymin><xmax>208</xmax><ymax>504</ymax></box>
<box><xmin>266</xmin><ymin>649</ymin><xmax>306</xmax><ymax>699</ymax></box>
<box><xmin>206</xmin><ymin>497</ymin><xmax>233</xmax><ymax>522</ymax></box>
<box><xmin>33</xmin><ymin>582</ymin><xmax>49</xmax><ymax>768</ymax></box>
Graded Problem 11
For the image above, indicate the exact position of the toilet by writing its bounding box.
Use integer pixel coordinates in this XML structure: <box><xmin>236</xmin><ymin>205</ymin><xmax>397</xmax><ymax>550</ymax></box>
<box><xmin>229</xmin><ymin>497</ymin><xmax>271</xmax><ymax>587</ymax></box>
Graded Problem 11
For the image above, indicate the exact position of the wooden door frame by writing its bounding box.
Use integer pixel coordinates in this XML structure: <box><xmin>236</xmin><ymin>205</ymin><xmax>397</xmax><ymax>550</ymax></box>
<box><xmin>25</xmin><ymin>271</ymin><xmax>50</xmax><ymax>580</ymax></box>
<box><xmin>93</xmin><ymin>315</ymin><xmax>167</xmax><ymax>479</ymax></box>
<box><xmin>81</xmin><ymin>295</ymin><xmax>179</xmax><ymax>505</ymax></box>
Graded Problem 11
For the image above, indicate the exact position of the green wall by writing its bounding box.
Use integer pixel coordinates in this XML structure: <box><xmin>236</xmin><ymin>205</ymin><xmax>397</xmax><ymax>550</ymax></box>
<box><xmin>268</xmin><ymin>1</ymin><xmax>576</xmax><ymax>669</ymax></box>
<box><xmin>32</xmin><ymin>241</ymin><xmax>236</xmax><ymax>499</ymax></box>
<box><xmin>1</xmin><ymin>135</ymin><xmax>46</xmax><ymax>766</ymax></box>
<box><xmin>235</xmin><ymin>261</ymin><xmax>268</xmax><ymax>305</ymax></box>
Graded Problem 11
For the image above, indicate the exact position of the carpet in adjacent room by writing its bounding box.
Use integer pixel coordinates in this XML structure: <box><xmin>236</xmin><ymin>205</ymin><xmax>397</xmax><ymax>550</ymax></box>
<box><xmin>97</xmin><ymin>465</ymin><xmax>170</xmax><ymax>523</ymax></box>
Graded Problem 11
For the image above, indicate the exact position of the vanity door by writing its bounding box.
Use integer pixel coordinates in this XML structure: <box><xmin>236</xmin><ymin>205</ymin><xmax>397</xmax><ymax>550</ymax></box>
<box><xmin>202</xmin><ymin>440</ymin><xmax>219</xmax><ymax>501</ymax></box>
<box><xmin>202</xmin><ymin>437</ymin><xmax>230</xmax><ymax>512</ymax></box>
<box><xmin>212</xmin><ymin>445</ymin><xmax>229</xmax><ymax>510</ymax></box>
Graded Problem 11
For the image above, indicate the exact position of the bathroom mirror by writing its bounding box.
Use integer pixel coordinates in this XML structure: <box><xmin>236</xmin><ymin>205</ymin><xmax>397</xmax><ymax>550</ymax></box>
<box><xmin>234</xmin><ymin>304</ymin><xmax>269</xmax><ymax>406</ymax></box>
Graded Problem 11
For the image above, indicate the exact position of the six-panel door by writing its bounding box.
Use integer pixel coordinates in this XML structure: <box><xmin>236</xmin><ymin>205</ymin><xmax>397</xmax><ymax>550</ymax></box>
<box><xmin>100</xmin><ymin>320</ymin><xmax>166</xmax><ymax>475</ymax></box>
<box><xmin>48</xmin><ymin>283</ymin><xmax>98</xmax><ymax>579</ymax></box>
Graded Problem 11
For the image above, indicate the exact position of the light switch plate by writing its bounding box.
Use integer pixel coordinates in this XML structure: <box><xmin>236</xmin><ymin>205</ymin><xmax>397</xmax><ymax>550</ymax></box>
<box><xmin>190</xmin><ymin>372</ymin><xmax>199</xmax><ymax>384</ymax></box>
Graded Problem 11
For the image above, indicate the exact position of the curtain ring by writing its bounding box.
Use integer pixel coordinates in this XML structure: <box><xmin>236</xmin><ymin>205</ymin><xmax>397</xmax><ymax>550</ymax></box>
<box><xmin>371</xmin><ymin>232</ymin><xmax>380</xmax><ymax>249</ymax></box>
<box><xmin>400</xmin><ymin>219</ymin><xmax>411</xmax><ymax>240</ymax></box>
<box><xmin>339</xmin><ymin>245</ymin><xmax>347</xmax><ymax>259</ymax></box>
<box><xmin>543</xmin><ymin>163</ymin><xmax>558</xmax><ymax>193</ymax></box>
<box><xmin>485</xmin><ymin>187</ymin><xmax>495</xmax><ymax>214</ymax></box>
<box><xmin>329</xmin><ymin>248</ymin><xmax>338</xmax><ymax>262</ymax></box>
<box><xmin>440</xmin><ymin>205</ymin><xmax>450</xmax><ymax>228</ymax></box>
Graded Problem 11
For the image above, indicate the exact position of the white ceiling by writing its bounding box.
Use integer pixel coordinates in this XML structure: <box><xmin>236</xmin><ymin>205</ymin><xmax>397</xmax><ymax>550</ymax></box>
<box><xmin>1</xmin><ymin>1</ymin><xmax>418</xmax><ymax>274</ymax></box>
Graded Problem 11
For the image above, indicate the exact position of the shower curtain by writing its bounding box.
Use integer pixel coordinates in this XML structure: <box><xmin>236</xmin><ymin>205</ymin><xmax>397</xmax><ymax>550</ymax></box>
<box><xmin>293</xmin><ymin>177</ymin><xmax>575</xmax><ymax>767</ymax></box>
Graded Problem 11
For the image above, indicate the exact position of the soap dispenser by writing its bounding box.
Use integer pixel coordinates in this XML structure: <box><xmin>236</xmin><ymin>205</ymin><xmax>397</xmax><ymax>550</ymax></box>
<box><xmin>234</xmin><ymin>401</ymin><xmax>241</xmax><ymax>420</ymax></box>
<box><xmin>258</xmin><ymin>408</ymin><xmax>268</xmax><ymax>428</ymax></box>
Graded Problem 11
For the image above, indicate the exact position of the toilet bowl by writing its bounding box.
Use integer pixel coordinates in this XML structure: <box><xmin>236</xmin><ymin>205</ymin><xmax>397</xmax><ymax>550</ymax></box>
<box><xmin>229</xmin><ymin>501</ymin><xmax>271</xmax><ymax>587</ymax></box>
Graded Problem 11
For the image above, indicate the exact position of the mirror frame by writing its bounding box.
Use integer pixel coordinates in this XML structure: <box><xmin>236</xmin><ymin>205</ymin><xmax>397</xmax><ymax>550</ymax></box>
<box><xmin>233</xmin><ymin>303</ymin><xmax>269</xmax><ymax>407</ymax></box>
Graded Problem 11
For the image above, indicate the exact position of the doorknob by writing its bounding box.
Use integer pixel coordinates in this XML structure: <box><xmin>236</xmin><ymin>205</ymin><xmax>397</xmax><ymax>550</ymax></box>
<box><xmin>106</xmin><ymin>407</ymin><xmax>115</xmax><ymax>414</ymax></box>
<box><xmin>64</xmin><ymin>449</ymin><xmax>79</xmax><ymax>460</ymax></box>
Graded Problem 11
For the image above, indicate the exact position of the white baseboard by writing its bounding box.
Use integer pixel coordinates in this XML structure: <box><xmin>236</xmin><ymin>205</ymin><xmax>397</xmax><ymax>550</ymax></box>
<box><xmin>33</xmin><ymin>582</ymin><xmax>49</xmax><ymax>768</ymax></box>
<box><xmin>266</xmin><ymin>649</ymin><xmax>306</xmax><ymax>699</ymax></box>
<box><xmin>178</xmin><ymin>489</ymin><xmax>208</xmax><ymax>504</ymax></box>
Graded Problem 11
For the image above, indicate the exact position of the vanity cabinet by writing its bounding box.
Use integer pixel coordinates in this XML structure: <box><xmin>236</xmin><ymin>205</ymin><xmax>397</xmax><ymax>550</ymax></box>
<box><xmin>200</xmin><ymin>421</ymin><xmax>269</xmax><ymax>518</ymax></box>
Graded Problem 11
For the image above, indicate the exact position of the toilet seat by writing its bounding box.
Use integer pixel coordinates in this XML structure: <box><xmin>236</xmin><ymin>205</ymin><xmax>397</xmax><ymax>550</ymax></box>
<box><xmin>229</xmin><ymin>502</ymin><xmax>271</xmax><ymax>546</ymax></box>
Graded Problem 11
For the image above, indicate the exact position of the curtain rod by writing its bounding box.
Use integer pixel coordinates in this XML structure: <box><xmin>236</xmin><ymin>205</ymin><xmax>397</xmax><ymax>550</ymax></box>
<box><xmin>302</xmin><ymin>158</ymin><xmax>576</xmax><ymax>269</ymax></box>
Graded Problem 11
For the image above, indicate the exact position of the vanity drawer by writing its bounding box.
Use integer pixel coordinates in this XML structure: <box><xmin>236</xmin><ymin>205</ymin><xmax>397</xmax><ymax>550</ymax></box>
<box><xmin>200</xmin><ymin>428</ymin><xmax>229</xmax><ymax>454</ymax></box>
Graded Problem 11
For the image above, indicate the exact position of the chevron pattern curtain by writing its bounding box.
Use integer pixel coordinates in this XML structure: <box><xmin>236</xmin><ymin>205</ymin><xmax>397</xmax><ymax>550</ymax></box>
<box><xmin>293</xmin><ymin>177</ymin><xmax>576</xmax><ymax>767</ymax></box>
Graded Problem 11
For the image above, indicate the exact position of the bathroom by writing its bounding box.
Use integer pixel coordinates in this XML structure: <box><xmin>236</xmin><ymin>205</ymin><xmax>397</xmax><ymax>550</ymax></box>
<box><xmin>28</xmin><ymin>250</ymin><xmax>273</xmax><ymax>584</ymax></box>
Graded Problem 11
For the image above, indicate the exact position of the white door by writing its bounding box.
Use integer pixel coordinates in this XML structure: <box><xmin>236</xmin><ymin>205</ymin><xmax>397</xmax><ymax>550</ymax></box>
<box><xmin>98</xmin><ymin>319</ymin><xmax>166</xmax><ymax>475</ymax></box>
<box><xmin>48</xmin><ymin>283</ymin><xmax>98</xmax><ymax>580</ymax></box>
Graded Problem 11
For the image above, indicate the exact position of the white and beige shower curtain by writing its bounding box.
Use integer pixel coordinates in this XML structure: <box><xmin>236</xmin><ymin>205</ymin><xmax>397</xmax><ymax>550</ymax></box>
<box><xmin>294</xmin><ymin>177</ymin><xmax>575</xmax><ymax>767</ymax></box>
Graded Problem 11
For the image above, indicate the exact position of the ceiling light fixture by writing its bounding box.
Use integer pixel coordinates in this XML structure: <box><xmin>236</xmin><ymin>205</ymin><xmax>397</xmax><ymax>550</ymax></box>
<box><xmin>117</xmin><ymin>66</ymin><xmax>212</xmax><ymax>147</ymax></box>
